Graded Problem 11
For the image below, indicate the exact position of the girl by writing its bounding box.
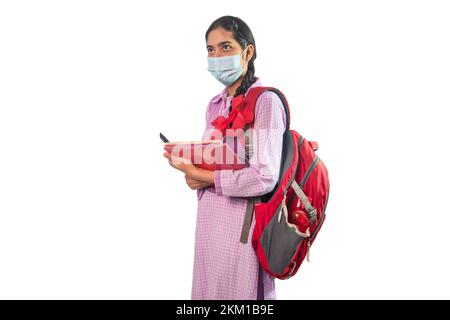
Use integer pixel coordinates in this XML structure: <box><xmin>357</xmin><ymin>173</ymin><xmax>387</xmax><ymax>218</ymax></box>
<box><xmin>163</xmin><ymin>16</ymin><xmax>286</xmax><ymax>300</ymax></box>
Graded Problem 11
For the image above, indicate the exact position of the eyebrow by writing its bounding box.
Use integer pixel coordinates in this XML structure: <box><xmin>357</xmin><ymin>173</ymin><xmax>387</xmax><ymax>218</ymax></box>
<box><xmin>206</xmin><ymin>41</ymin><xmax>233</xmax><ymax>48</ymax></box>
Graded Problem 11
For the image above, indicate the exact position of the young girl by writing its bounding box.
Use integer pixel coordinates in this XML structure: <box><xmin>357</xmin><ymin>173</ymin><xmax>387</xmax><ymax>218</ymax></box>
<box><xmin>163</xmin><ymin>16</ymin><xmax>286</xmax><ymax>300</ymax></box>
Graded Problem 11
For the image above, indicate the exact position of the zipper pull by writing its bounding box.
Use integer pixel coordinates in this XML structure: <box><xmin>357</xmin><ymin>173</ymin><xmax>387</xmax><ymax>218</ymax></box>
<box><xmin>306</xmin><ymin>239</ymin><xmax>311</xmax><ymax>262</ymax></box>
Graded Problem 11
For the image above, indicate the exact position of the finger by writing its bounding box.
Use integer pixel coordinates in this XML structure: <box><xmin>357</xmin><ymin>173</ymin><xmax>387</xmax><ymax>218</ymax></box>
<box><xmin>189</xmin><ymin>184</ymin><xmax>202</xmax><ymax>190</ymax></box>
<box><xmin>170</xmin><ymin>154</ymin><xmax>192</xmax><ymax>165</ymax></box>
<box><xmin>193</xmin><ymin>180</ymin><xmax>208</xmax><ymax>188</ymax></box>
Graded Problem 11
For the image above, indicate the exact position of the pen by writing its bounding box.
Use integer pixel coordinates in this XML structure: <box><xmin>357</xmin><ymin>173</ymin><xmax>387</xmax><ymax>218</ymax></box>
<box><xmin>160</xmin><ymin>132</ymin><xmax>170</xmax><ymax>143</ymax></box>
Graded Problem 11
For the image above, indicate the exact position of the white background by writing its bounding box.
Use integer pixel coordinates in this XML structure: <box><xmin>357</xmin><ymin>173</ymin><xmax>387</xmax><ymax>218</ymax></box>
<box><xmin>1</xmin><ymin>0</ymin><xmax>449</xmax><ymax>299</ymax></box>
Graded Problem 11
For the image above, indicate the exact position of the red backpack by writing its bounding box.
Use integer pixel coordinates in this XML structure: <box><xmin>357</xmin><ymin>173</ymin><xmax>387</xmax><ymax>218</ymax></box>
<box><xmin>212</xmin><ymin>86</ymin><xmax>330</xmax><ymax>279</ymax></box>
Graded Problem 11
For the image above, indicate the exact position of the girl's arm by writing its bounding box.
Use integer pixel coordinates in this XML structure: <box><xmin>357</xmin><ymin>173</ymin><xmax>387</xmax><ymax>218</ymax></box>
<box><xmin>203</xmin><ymin>91</ymin><xmax>286</xmax><ymax>197</ymax></box>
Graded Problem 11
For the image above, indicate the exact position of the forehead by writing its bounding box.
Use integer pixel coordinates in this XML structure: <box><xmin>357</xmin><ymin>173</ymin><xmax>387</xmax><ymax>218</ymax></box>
<box><xmin>206</xmin><ymin>28</ymin><xmax>239</xmax><ymax>46</ymax></box>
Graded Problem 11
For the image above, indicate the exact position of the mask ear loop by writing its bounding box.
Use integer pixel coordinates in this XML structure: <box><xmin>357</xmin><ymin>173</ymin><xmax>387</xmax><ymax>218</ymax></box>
<box><xmin>241</xmin><ymin>45</ymin><xmax>249</xmax><ymax>62</ymax></box>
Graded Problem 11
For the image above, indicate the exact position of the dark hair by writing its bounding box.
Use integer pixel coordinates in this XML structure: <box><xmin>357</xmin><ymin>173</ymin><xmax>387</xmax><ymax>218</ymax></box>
<box><xmin>205</xmin><ymin>16</ymin><xmax>257</xmax><ymax>97</ymax></box>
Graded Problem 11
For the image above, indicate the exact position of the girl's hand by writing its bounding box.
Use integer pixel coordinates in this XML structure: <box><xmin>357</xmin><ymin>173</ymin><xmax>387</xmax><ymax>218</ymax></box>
<box><xmin>163</xmin><ymin>151</ymin><xmax>216</xmax><ymax>190</ymax></box>
<box><xmin>163</xmin><ymin>151</ymin><xmax>197</xmax><ymax>176</ymax></box>
<box><xmin>185</xmin><ymin>175</ymin><xmax>212</xmax><ymax>190</ymax></box>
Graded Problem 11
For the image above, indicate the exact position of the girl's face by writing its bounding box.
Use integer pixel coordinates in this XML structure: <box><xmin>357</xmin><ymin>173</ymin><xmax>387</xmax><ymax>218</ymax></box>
<box><xmin>206</xmin><ymin>27</ymin><xmax>253</xmax><ymax>66</ymax></box>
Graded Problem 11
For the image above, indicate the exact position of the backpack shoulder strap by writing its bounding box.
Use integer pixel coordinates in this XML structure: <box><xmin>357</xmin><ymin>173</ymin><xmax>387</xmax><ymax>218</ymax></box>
<box><xmin>238</xmin><ymin>87</ymin><xmax>291</xmax><ymax>244</ymax></box>
<box><xmin>240</xmin><ymin>86</ymin><xmax>291</xmax><ymax>130</ymax></box>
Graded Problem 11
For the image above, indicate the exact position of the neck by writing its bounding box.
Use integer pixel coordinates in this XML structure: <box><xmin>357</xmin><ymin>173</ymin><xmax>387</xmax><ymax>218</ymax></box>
<box><xmin>227</xmin><ymin>75</ymin><xmax>245</xmax><ymax>97</ymax></box>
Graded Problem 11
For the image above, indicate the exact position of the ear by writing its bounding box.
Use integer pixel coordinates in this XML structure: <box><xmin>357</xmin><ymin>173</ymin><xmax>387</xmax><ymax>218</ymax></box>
<box><xmin>244</xmin><ymin>44</ymin><xmax>255</xmax><ymax>62</ymax></box>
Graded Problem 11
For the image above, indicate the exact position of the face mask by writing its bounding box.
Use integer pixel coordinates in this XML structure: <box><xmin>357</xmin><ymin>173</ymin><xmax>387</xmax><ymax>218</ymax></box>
<box><xmin>207</xmin><ymin>46</ymin><xmax>248</xmax><ymax>86</ymax></box>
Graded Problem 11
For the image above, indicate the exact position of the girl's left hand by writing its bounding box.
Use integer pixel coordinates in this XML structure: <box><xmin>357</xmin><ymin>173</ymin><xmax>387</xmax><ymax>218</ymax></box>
<box><xmin>163</xmin><ymin>151</ymin><xmax>198</xmax><ymax>175</ymax></box>
<box><xmin>185</xmin><ymin>175</ymin><xmax>212</xmax><ymax>190</ymax></box>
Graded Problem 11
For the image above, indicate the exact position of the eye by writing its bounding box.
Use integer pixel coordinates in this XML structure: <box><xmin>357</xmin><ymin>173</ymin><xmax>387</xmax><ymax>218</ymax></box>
<box><xmin>222</xmin><ymin>44</ymin><xmax>231</xmax><ymax>51</ymax></box>
<box><xmin>207</xmin><ymin>47</ymin><xmax>214</xmax><ymax>54</ymax></box>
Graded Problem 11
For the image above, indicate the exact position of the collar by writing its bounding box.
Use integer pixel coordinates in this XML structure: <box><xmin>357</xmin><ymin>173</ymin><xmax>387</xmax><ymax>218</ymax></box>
<box><xmin>210</xmin><ymin>77</ymin><xmax>262</xmax><ymax>104</ymax></box>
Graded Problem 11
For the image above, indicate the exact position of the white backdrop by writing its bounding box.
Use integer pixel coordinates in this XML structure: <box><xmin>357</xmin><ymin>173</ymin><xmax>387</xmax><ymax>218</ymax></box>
<box><xmin>1</xmin><ymin>0</ymin><xmax>449</xmax><ymax>299</ymax></box>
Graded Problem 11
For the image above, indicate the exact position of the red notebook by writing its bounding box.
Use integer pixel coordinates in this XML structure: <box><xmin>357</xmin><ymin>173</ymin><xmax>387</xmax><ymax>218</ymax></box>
<box><xmin>163</xmin><ymin>139</ymin><xmax>248</xmax><ymax>170</ymax></box>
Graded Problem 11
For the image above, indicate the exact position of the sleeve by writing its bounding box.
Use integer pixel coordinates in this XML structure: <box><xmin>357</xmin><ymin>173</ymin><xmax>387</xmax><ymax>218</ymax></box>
<box><xmin>214</xmin><ymin>91</ymin><xmax>286</xmax><ymax>197</ymax></box>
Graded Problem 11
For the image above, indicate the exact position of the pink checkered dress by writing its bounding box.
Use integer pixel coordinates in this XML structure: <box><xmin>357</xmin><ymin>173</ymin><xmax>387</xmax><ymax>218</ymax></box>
<box><xmin>191</xmin><ymin>77</ymin><xmax>286</xmax><ymax>300</ymax></box>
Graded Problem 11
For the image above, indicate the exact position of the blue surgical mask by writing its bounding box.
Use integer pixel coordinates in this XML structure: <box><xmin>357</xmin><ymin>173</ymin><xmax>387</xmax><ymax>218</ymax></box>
<box><xmin>207</xmin><ymin>47</ymin><xmax>248</xmax><ymax>86</ymax></box>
